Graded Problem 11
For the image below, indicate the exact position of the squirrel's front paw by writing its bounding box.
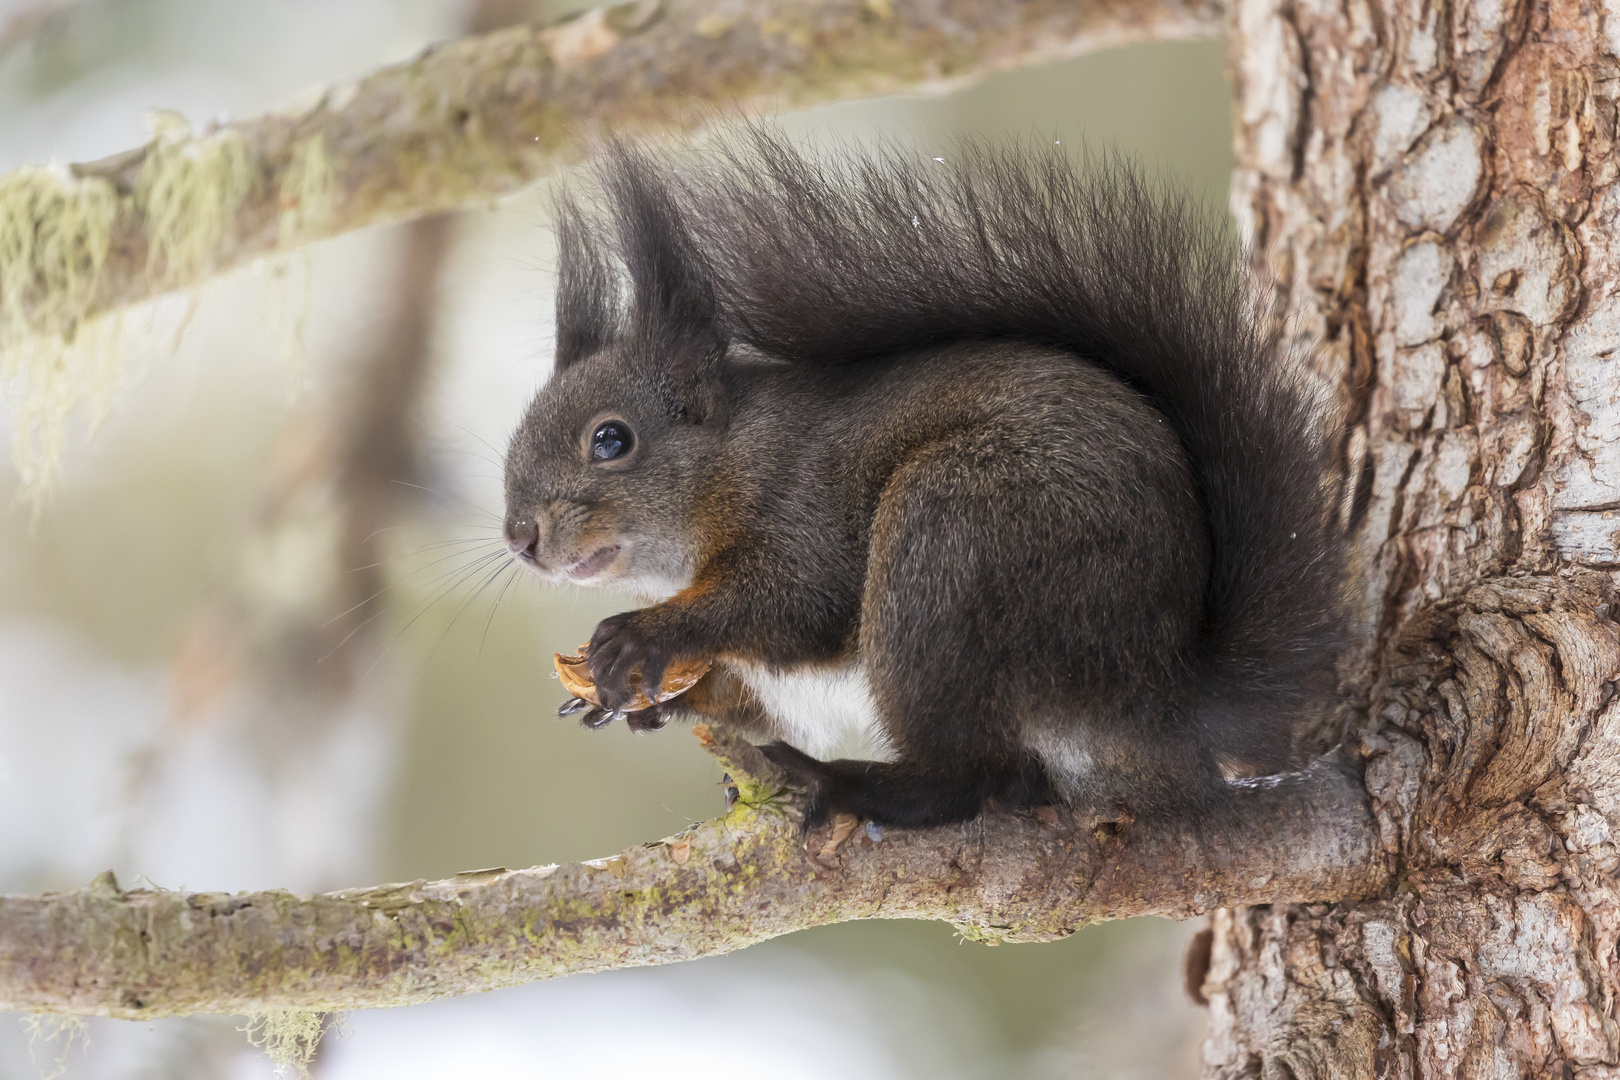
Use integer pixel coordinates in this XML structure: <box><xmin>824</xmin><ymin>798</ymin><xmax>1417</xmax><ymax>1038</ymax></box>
<box><xmin>586</xmin><ymin>611</ymin><xmax>674</xmax><ymax>713</ymax></box>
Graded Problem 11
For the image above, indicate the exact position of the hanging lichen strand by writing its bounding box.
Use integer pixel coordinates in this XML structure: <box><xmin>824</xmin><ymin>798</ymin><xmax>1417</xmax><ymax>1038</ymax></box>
<box><xmin>0</xmin><ymin>121</ymin><xmax>339</xmax><ymax>500</ymax></box>
<box><xmin>136</xmin><ymin>118</ymin><xmax>258</xmax><ymax>291</ymax></box>
<box><xmin>0</xmin><ymin>165</ymin><xmax>121</xmax><ymax>495</ymax></box>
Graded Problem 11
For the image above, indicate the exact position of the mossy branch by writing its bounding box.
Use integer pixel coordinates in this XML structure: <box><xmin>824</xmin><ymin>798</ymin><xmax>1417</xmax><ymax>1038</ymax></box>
<box><xmin>0</xmin><ymin>725</ymin><xmax>1388</xmax><ymax>1019</ymax></box>
<box><xmin>1</xmin><ymin>0</ymin><xmax>1224</xmax><ymax>351</ymax></box>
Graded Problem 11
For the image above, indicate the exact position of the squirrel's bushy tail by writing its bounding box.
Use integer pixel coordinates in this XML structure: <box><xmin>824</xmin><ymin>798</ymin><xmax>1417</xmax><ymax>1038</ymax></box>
<box><xmin>592</xmin><ymin>132</ymin><xmax>1348</xmax><ymax>771</ymax></box>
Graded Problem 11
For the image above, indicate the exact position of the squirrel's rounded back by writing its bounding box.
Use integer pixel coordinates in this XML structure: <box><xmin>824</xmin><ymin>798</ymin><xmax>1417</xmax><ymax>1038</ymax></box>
<box><xmin>543</xmin><ymin>131</ymin><xmax>1348</xmax><ymax>774</ymax></box>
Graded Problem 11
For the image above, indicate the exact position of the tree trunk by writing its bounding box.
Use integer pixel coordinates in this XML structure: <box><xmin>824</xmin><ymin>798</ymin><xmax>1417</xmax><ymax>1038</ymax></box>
<box><xmin>1203</xmin><ymin>0</ymin><xmax>1620</xmax><ymax>1073</ymax></box>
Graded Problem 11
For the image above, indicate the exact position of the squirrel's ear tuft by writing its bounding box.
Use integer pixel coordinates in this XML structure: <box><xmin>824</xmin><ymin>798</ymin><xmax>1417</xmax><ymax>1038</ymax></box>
<box><xmin>553</xmin><ymin>193</ymin><xmax>620</xmax><ymax>372</ymax></box>
<box><xmin>601</xmin><ymin>144</ymin><xmax>726</xmax><ymax>380</ymax></box>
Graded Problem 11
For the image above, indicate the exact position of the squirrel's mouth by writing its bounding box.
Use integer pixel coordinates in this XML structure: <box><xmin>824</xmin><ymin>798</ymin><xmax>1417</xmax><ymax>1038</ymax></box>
<box><xmin>562</xmin><ymin>544</ymin><xmax>622</xmax><ymax>582</ymax></box>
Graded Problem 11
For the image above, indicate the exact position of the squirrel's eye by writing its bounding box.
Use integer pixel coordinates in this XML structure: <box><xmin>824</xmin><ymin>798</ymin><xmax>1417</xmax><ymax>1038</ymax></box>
<box><xmin>590</xmin><ymin>421</ymin><xmax>633</xmax><ymax>461</ymax></box>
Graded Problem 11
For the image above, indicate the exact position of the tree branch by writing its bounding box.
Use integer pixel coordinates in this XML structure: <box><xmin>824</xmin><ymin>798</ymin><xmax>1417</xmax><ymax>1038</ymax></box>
<box><xmin>0</xmin><ymin>0</ymin><xmax>78</xmax><ymax>59</ymax></box>
<box><xmin>1</xmin><ymin>726</ymin><xmax>1389</xmax><ymax>1019</ymax></box>
<box><xmin>0</xmin><ymin>0</ymin><xmax>1224</xmax><ymax>352</ymax></box>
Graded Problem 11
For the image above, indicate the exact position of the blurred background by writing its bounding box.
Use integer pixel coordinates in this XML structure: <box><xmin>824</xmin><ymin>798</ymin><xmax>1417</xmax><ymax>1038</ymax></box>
<box><xmin>0</xmin><ymin>0</ymin><xmax>1233</xmax><ymax>1076</ymax></box>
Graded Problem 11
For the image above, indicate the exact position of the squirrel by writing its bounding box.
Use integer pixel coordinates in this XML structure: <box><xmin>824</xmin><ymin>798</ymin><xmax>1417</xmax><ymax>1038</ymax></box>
<box><xmin>501</xmin><ymin>131</ymin><xmax>1348</xmax><ymax>832</ymax></box>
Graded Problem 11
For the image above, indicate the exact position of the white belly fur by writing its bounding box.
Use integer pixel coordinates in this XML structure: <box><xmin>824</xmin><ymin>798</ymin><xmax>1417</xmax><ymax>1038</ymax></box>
<box><xmin>729</xmin><ymin>659</ymin><xmax>893</xmax><ymax>761</ymax></box>
<box><xmin>729</xmin><ymin>664</ymin><xmax>1099</xmax><ymax>787</ymax></box>
<box><xmin>1022</xmin><ymin>726</ymin><xmax>1095</xmax><ymax>799</ymax></box>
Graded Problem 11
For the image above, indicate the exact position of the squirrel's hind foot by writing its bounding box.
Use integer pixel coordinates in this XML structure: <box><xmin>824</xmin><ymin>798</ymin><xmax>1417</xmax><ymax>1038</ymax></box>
<box><xmin>760</xmin><ymin>741</ymin><xmax>1006</xmax><ymax>833</ymax></box>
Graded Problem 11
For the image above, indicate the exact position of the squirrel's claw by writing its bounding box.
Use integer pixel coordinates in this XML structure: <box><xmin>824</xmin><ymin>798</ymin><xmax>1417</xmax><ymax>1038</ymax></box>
<box><xmin>568</xmin><ymin>697</ymin><xmax>668</xmax><ymax>732</ymax></box>
<box><xmin>625</xmin><ymin>703</ymin><xmax>669</xmax><ymax>732</ymax></box>
<box><xmin>580</xmin><ymin>706</ymin><xmax>620</xmax><ymax>730</ymax></box>
<box><xmin>760</xmin><ymin>741</ymin><xmax>836</xmax><ymax>834</ymax></box>
<box><xmin>587</xmin><ymin>611</ymin><xmax>674</xmax><ymax>712</ymax></box>
<box><xmin>558</xmin><ymin>694</ymin><xmax>617</xmax><ymax>729</ymax></box>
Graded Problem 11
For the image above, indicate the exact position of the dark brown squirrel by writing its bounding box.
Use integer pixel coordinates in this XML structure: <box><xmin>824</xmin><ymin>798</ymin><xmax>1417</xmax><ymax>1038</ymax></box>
<box><xmin>501</xmin><ymin>132</ymin><xmax>1348</xmax><ymax>832</ymax></box>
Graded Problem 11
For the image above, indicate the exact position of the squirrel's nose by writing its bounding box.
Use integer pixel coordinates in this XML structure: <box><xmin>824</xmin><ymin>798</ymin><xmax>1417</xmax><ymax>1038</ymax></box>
<box><xmin>504</xmin><ymin>517</ymin><xmax>539</xmax><ymax>560</ymax></box>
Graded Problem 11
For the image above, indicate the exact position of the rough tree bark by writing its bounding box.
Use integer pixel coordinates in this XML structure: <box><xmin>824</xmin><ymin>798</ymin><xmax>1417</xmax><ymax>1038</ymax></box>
<box><xmin>1201</xmin><ymin>0</ymin><xmax>1620</xmax><ymax>1074</ymax></box>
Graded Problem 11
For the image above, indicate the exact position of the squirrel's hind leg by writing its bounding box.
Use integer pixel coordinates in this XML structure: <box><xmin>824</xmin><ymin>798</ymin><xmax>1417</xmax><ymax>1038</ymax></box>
<box><xmin>808</xmin><ymin>413</ymin><xmax>1210</xmax><ymax>832</ymax></box>
<box><xmin>760</xmin><ymin>741</ymin><xmax>1053</xmax><ymax>831</ymax></box>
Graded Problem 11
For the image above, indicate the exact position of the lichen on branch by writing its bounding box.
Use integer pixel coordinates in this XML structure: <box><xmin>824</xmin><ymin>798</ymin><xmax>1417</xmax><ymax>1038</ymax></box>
<box><xmin>0</xmin><ymin>724</ymin><xmax>1387</xmax><ymax>1019</ymax></box>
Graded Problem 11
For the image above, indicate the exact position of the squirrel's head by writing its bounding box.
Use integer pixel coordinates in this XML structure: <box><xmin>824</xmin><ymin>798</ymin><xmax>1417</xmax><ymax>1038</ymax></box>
<box><xmin>503</xmin><ymin>151</ymin><xmax>729</xmax><ymax>598</ymax></box>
